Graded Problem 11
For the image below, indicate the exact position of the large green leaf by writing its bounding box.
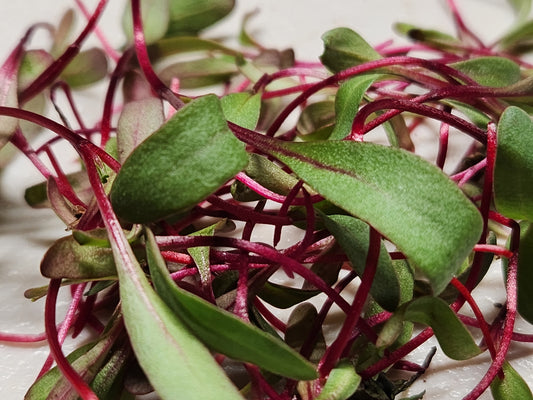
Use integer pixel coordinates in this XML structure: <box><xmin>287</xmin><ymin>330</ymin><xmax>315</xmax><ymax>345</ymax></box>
<box><xmin>494</xmin><ymin>106</ymin><xmax>533</xmax><ymax>221</ymax></box>
<box><xmin>145</xmin><ymin>228</ymin><xmax>318</xmax><ymax>381</ymax></box>
<box><xmin>115</xmin><ymin>233</ymin><xmax>243</xmax><ymax>400</ymax></box>
<box><xmin>322</xmin><ymin>214</ymin><xmax>400</xmax><ymax>311</ymax></box>
<box><xmin>261</xmin><ymin>139</ymin><xmax>482</xmax><ymax>294</ymax></box>
<box><xmin>404</xmin><ymin>296</ymin><xmax>480</xmax><ymax>360</ymax></box>
<box><xmin>110</xmin><ymin>94</ymin><xmax>249</xmax><ymax>223</ymax></box>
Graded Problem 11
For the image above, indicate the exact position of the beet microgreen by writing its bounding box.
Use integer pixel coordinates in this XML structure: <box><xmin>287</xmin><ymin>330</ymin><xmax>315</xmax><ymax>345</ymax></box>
<box><xmin>2</xmin><ymin>0</ymin><xmax>533</xmax><ymax>399</ymax></box>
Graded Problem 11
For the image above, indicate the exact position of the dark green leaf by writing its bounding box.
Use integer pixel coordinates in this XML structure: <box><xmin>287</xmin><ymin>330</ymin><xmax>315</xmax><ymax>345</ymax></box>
<box><xmin>451</xmin><ymin>57</ymin><xmax>521</xmax><ymax>87</ymax></box>
<box><xmin>221</xmin><ymin>92</ymin><xmax>261</xmax><ymax>130</ymax></box>
<box><xmin>490</xmin><ymin>361</ymin><xmax>533</xmax><ymax>400</ymax></box>
<box><xmin>494</xmin><ymin>106</ymin><xmax>533</xmax><ymax>220</ymax></box>
<box><xmin>261</xmin><ymin>139</ymin><xmax>482</xmax><ymax>294</ymax></box>
<box><xmin>498</xmin><ymin>19</ymin><xmax>533</xmax><ymax>53</ymax></box>
<box><xmin>503</xmin><ymin>222</ymin><xmax>533</xmax><ymax>324</ymax></box>
<box><xmin>167</xmin><ymin>0</ymin><xmax>235</xmax><ymax>36</ymax></box>
<box><xmin>158</xmin><ymin>57</ymin><xmax>238</xmax><ymax>88</ymax></box>
<box><xmin>322</xmin><ymin>214</ymin><xmax>400</xmax><ymax>311</ymax></box>
<box><xmin>144</xmin><ymin>227</ymin><xmax>318</xmax><ymax>380</ymax></box>
<box><xmin>110</xmin><ymin>94</ymin><xmax>249</xmax><ymax>223</ymax></box>
<box><xmin>297</xmin><ymin>100</ymin><xmax>336</xmax><ymax>140</ymax></box>
<box><xmin>61</xmin><ymin>48</ymin><xmax>108</xmax><ymax>88</ymax></box>
<box><xmin>507</xmin><ymin>0</ymin><xmax>532</xmax><ymax>21</ymax></box>
<box><xmin>330</xmin><ymin>74</ymin><xmax>379</xmax><ymax>140</ymax></box>
<box><xmin>404</xmin><ymin>296</ymin><xmax>480</xmax><ymax>360</ymax></box>
<box><xmin>258</xmin><ymin>281</ymin><xmax>320</xmax><ymax>309</ymax></box>
<box><xmin>320</xmin><ymin>27</ymin><xmax>381</xmax><ymax>73</ymax></box>
<box><xmin>315</xmin><ymin>359</ymin><xmax>361</xmax><ymax>400</ymax></box>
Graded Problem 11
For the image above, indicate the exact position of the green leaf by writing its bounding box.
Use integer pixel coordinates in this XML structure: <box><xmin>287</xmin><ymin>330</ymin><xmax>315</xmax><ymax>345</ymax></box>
<box><xmin>144</xmin><ymin>227</ymin><xmax>318</xmax><ymax>381</ymax></box>
<box><xmin>261</xmin><ymin>139</ymin><xmax>482</xmax><ymax>294</ymax></box>
<box><xmin>498</xmin><ymin>19</ymin><xmax>533</xmax><ymax>53</ymax></box>
<box><xmin>394</xmin><ymin>23</ymin><xmax>462</xmax><ymax>51</ymax></box>
<box><xmin>322</xmin><ymin>214</ymin><xmax>400</xmax><ymax>311</ymax></box>
<box><xmin>507</xmin><ymin>0</ymin><xmax>532</xmax><ymax>21</ymax></box>
<box><xmin>404</xmin><ymin>296</ymin><xmax>480</xmax><ymax>360</ymax></box>
<box><xmin>110</xmin><ymin>94</ymin><xmax>249</xmax><ymax>223</ymax></box>
<box><xmin>296</xmin><ymin>100</ymin><xmax>336</xmax><ymax>140</ymax></box>
<box><xmin>315</xmin><ymin>360</ymin><xmax>361</xmax><ymax>400</ymax></box>
<box><xmin>285</xmin><ymin>303</ymin><xmax>326</xmax><ymax>363</ymax></box>
<box><xmin>490</xmin><ymin>361</ymin><xmax>533</xmax><ymax>400</ymax></box>
<box><xmin>116</xmin><ymin>97</ymin><xmax>165</xmax><ymax>163</ymax></box>
<box><xmin>451</xmin><ymin>57</ymin><xmax>521</xmax><ymax>87</ymax></box>
<box><xmin>61</xmin><ymin>48</ymin><xmax>108</xmax><ymax>88</ymax></box>
<box><xmin>494</xmin><ymin>106</ymin><xmax>533</xmax><ymax>221</ymax></box>
<box><xmin>320</xmin><ymin>27</ymin><xmax>381</xmax><ymax>73</ymax></box>
<box><xmin>17</xmin><ymin>49</ymin><xmax>53</xmax><ymax>92</ymax></box>
<box><xmin>158</xmin><ymin>57</ymin><xmax>238</xmax><ymax>89</ymax></box>
<box><xmin>503</xmin><ymin>222</ymin><xmax>533</xmax><ymax>324</ymax></box>
<box><xmin>148</xmin><ymin>36</ymin><xmax>241</xmax><ymax>60</ymax></box>
<box><xmin>221</xmin><ymin>92</ymin><xmax>261</xmax><ymax>130</ymax></box>
<box><xmin>40</xmin><ymin>233</ymin><xmax>117</xmax><ymax>279</ymax></box>
<box><xmin>122</xmin><ymin>0</ymin><xmax>170</xmax><ymax>45</ymax></box>
<box><xmin>167</xmin><ymin>0</ymin><xmax>235</xmax><ymax>36</ymax></box>
<box><xmin>258</xmin><ymin>281</ymin><xmax>320</xmax><ymax>309</ymax></box>
<box><xmin>329</xmin><ymin>74</ymin><xmax>379</xmax><ymax>140</ymax></box>
<box><xmin>114</xmin><ymin>232</ymin><xmax>242</xmax><ymax>400</ymax></box>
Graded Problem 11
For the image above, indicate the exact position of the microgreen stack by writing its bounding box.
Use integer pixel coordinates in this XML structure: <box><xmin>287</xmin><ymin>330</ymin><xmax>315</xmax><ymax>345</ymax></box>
<box><xmin>1</xmin><ymin>0</ymin><xmax>533</xmax><ymax>399</ymax></box>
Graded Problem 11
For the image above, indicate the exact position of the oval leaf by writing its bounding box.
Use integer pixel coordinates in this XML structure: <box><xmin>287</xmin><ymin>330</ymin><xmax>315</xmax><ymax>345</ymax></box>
<box><xmin>451</xmin><ymin>57</ymin><xmax>521</xmax><ymax>87</ymax></box>
<box><xmin>145</xmin><ymin>227</ymin><xmax>318</xmax><ymax>381</ymax></box>
<box><xmin>320</xmin><ymin>27</ymin><xmax>381</xmax><ymax>73</ymax></box>
<box><xmin>494</xmin><ymin>106</ymin><xmax>533</xmax><ymax>220</ymax></box>
<box><xmin>114</xmin><ymin>233</ymin><xmax>243</xmax><ymax>400</ymax></box>
<box><xmin>167</xmin><ymin>0</ymin><xmax>235</xmax><ymax>36</ymax></box>
<box><xmin>490</xmin><ymin>361</ymin><xmax>533</xmax><ymax>400</ymax></box>
<box><xmin>261</xmin><ymin>139</ymin><xmax>482</xmax><ymax>295</ymax></box>
<box><xmin>404</xmin><ymin>296</ymin><xmax>480</xmax><ymax>360</ymax></box>
<box><xmin>110</xmin><ymin>94</ymin><xmax>249</xmax><ymax>223</ymax></box>
<box><xmin>60</xmin><ymin>47</ymin><xmax>108</xmax><ymax>88</ymax></box>
<box><xmin>322</xmin><ymin>214</ymin><xmax>400</xmax><ymax>311</ymax></box>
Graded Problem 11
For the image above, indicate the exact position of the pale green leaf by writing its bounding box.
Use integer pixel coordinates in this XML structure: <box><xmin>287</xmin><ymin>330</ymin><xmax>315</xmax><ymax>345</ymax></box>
<box><xmin>490</xmin><ymin>361</ymin><xmax>533</xmax><ymax>400</ymax></box>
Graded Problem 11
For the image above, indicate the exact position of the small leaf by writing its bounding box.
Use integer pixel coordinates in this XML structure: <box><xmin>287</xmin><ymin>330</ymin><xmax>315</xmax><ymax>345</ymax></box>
<box><xmin>158</xmin><ymin>56</ymin><xmax>238</xmax><ymax>88</ymax></box>
<box><xmin>394</xmin><ymin>23</ymin><xmax>462</xmax><ymax>51</ymax></box>
<box><xmin>329</xmin><ymin>74</ymin><xmax>379</xmax><ymax>140</ymax></box>
<box><xmin>61</xmin><ymin>48</ymin><xmax>108</xmax><ymax>88</ymax></box>
<box><xmin>322</xmin><ymin>214</ymin><xmax>400</xmax><ymax>311</ymax></box>
<box><xmin>17</xmin><ymin>49</ymin><xmax>54</xmax><ymax>92</ymax></box>
<box><xmin>285</xmin><ymin>303</ymin><xmax>326</xmax><ymax>363</ymax></box>
<box><xmin>40</xmin><ymin>233</ymin><xmax>117</xmax><ymax>279</ymax></box>
<box><xmin>122</xmin><ymin>0</ymin><xmax>170</xmax><ymax>45</ymax></box>
<box><xmin>258</xmin><ymin>282</ymin><xmax>320</xmax><ymax>309</ymax></box>
<box><xmin>148</xmin><ymin>36</ymin><xmax>241</xmax><ymax>59</ymax></box>
<box><xmin>451</xmin><ymin>57</ymin><xmax>521</xmax><ymax>87</ymax></box>
<box><xmin>145</xmin><ymin>227</ymin><xmax>318</xmax><ymax>380</ymax></box>
<box><xmin>315</xmin><ymin>360</ymin><xmax>361</xmax><ymax>400</ymax></box>
<box><xmin>494</xmin><ymin>106</ymin><xmax>533</xmax><ymax>221</ymax></box>
<box><xmin>490</xmin><ymin>361</ymin><xmax>533</xmax><ymax>400</ymax></box>
<box><xmin>110</xmin><ymin>94</ymin><xmax>249</xmax><ymax>223</ymax></box>
<box><xmin>404</xmin><ymin>296</ymin><xmax>480</xmax><ymax>360</ymax></box>
<box><xmin>320</xmin><ymin>27</ymin><xmax>381</xmax><ymax>73</ymax></box>
<box><xmin>116</xmin><ymin>97</ymin><xmax>165</xmax><ymax>163</ymax></box>
<box><xmin>296</xmin><ymin>100</ymin><xmax>336</xmax><ymax>141</ymax></box>
<box><xmin>221</xmin><ymin>92</ymin><xmax>261</xmax><ymax>130</ymax></box>
<box><xmin>498</xmin><ymin>19</ymin><xmax>533</xmax><ymax>53</ymax></box>
<box><xmin>0</xmin><ymin>42</ymin><xmax>23</xmax><ymax>149</ymax></box>
<box><xmin>507</xmin><ymin>0</ymin><xmax>532</xmax><ymax>21</ymax></box>
<box><xmin>114</xmin><ymin>233</ymin><xmax>243</xmax><ymax>400</ymax></box>
<box><xmin>260</xmin><ymin>139</ymin><xmax>482</xmax><ymax>294</ymax></box>
<box><xmin>167</xmin><ymin>0</ymin><xmax>235</xmax><ymax>36</ymax></box>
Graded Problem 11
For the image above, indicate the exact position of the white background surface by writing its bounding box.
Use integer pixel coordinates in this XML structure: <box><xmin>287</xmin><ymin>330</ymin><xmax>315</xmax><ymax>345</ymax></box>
<box><xmin>0</xmin><ymin>0</ymin><xmax>532</xmax><ymax>399</ymax></box>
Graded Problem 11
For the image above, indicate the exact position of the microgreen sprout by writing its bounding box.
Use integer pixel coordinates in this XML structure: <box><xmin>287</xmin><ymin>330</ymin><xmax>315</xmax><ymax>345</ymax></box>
<box><xmin>1</xmin><ymin>0</ymin><xmax>533</xmax><ymax>399</ymax></box>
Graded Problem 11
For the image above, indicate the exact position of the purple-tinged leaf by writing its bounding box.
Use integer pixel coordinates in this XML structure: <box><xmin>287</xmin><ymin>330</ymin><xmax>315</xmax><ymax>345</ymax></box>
<box><xmin>0</xmin><ymin>43</ymin><xmax>22</xmax><ymax>149</ymax></box>
<box><xmin>116</xmin><ymin>97</ymin><xmax>164</xmax><ymax>163</ymax></box>
<box><xmin>261</xmin><ymin>139</ymin><xmax>482</xmax><ymax>294</ymax></box>
<box><xmin>61</xmin><ymin>48</ymin><xmax>108</xmax><ymax>88</ymax></box>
